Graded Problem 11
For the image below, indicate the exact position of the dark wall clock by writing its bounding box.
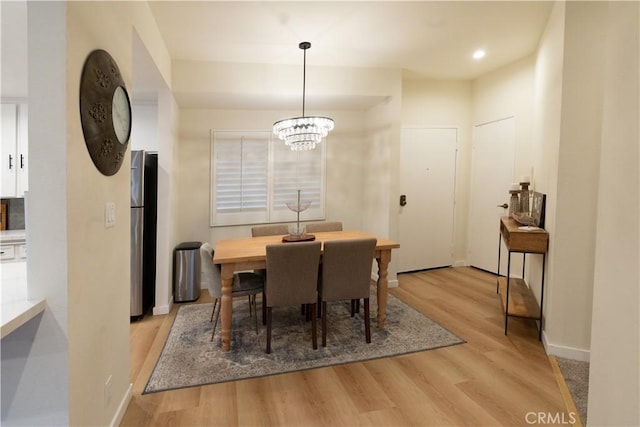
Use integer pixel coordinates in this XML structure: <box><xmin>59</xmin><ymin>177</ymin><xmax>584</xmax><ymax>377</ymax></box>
<box><xmin>79</xmin><ymin>49</ymin><xmax>132</xmax><ymax>176</ymax></box>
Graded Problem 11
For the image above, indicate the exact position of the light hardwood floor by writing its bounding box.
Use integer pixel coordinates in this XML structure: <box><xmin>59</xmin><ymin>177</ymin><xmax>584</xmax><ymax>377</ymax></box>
<box><xmin>121</xmin><ymin>267</ymin><xmax>568</xmax><ymax>426</ymax></box>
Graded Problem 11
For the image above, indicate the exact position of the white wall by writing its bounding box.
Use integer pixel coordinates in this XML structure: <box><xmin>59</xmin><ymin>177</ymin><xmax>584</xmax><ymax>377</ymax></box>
<box><xmin>131</xmin><ymin>103</ymin><xmax>159</xmax><ymax>152</ymax></box>
<box><xmin>588</xmin><ymin>1</ymin><xmax>639</xmax><ymax>424</ymax></box>
<box><xmin>154</xmin><ymin>88</ymin><xmax>180</xmax><ymax>316</ymax></box>
<box><xmin>130</xmin><ymin>26</ymin><xmax>179</xmax><ymax>317</ymax></box>
<box><xmin>0</xmin><ymin>1</ymin><xmax>28</xmax><ymax>98</ymax></box>
<box><xmin>2</xmin><ymin>3</ymin><xmax>69</xmax><ymax>425</ymax></box>
<box><xmin>401</xmin><ymin>79</ymin><xmax>472</xmax><ymax>265</ymax></box>
<box><xmin>536</xmin><ymin>1</ymin><xmax>607</xmax><ymax>359</ymax></box>
<box><xmin>1</xmin><ymin>2</ymin><xmax>174</xmax><ymax>426</ymax></box>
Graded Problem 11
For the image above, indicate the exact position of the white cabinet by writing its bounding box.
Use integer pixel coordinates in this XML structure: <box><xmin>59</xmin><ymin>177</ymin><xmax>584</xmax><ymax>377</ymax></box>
<box><xmin>0</xmin><ymin>245</ymin><xmax>16</xmax><ymax>261</ymax></box>
<box><xmin>1</xmin><ymin>103</ymin><xmax>28</xmax><ymax>198</ymax></box>
<box><xmin>0</xmin><ymin>231</ymin><xmax>27</xmax><ymax>263</ymax></box>
<box><xmin>0</xmin><ymin>243</ymin><xmax>26</xmax><ymax>263</ymax></box>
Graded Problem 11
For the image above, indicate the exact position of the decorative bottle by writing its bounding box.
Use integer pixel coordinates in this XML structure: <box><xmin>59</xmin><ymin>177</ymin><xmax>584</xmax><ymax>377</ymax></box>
<box><xmin>520</xmin><ymin>177</ymin><xmax>530</xmax><ymax>214</ymax></box>
<box><xmin>509</xmin><ymin>189</ymin><xmax>520</xmax><ymax>217</ymax></box>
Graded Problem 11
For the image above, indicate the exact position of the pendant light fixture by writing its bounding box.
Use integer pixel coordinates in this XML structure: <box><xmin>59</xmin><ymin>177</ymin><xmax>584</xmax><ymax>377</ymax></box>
<box><xmin>273</xmin><ymin>42</ymin><xmax>334</xmax><ymax>151</ymax></box>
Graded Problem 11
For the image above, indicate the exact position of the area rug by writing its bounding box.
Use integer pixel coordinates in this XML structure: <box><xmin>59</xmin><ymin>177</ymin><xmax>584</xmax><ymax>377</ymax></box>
<box><xmin>144</xmin><ymin>290</ymin><xmax>464</xmax><ymax>394</ymax></box>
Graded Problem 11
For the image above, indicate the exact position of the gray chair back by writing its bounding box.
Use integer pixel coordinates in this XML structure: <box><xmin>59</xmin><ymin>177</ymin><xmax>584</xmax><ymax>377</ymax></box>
<box><xmin>320</xmin><ymin>238</ymin><xmax>376</xmax><ymax>301</ymax></box>
<box><xmin>266</xmin><ymin>241</ymin><xmax>321</xmax><ymax>307</ymax></box>
<box><xmin>200</xmin><ymin>242</ymin><xmax>222</xmax><ymax>299</ymax></box>
<box><xmin>251</xmin><ymin>224</ymin><xmax>289</xmax><ymax>237</ymax></box>
<box><xmin>305</xmin><ymin>221</ymin><xmax>343</xmax><ymax>233</ymax></box>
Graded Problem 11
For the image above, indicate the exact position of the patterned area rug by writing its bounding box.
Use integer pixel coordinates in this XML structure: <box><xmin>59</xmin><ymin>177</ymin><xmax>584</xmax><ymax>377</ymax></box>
<box><xmin>144</xmin><ymin>290</ymin><xmax>464</xmax><ymax>394</ymax></box>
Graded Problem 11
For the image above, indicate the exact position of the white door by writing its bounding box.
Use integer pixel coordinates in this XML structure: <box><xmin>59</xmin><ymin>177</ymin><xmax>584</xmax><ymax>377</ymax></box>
<box><xmin>398</xmin><ymin>128</ymin><xmax>457</xmax><ymax>272</ymax></box>
<box><xmin>468</xmin><ymin>117</ymin><xmax>515</xmax><ymax>274</ymax></box>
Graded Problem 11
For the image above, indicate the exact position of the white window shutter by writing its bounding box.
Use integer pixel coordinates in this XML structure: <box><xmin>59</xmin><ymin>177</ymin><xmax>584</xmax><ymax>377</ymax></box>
<box><xmin>211</xmin><ymin>131</ymin><xmax>269</xmax><ymax>226</ymax></box>
<box><xmin>211</xmin><ymin>130</ymin><xmax>325</xmax><ymax>226</ymax></box>
<box><xmin>270</xmin><ymin>137</ymin><xmax>325</xmax><ymax>222</ymax></box>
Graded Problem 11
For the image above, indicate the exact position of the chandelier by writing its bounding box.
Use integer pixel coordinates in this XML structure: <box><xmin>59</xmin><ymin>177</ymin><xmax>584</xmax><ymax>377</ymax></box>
<box><xmin>273</xmin><ymin>42</ymin><xmax>334</xmax><ymax>151</ymax></box>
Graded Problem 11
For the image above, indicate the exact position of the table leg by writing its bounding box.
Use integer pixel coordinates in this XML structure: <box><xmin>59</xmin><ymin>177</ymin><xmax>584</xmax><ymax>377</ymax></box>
<box><xmin>376</xmin><ymin>250</ymin><xmax>391</xmax><ymax>328</ymax></box>
<box><xmin>220</xmin><ymin>264</ymin><xmax>234</xmax><ymax>352</ymax></box>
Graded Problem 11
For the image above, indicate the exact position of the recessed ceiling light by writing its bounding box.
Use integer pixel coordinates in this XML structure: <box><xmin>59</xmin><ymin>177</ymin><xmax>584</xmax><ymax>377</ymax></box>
<box><xmin>473</xmin><ymin>49</ymin><xmax>486</xmax><ymax>60</ymax></box>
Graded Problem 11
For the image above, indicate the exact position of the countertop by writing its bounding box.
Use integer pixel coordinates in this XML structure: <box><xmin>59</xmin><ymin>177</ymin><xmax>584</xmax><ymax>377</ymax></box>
<box><xmin>1</xmin><ymin>261</ymin><xmax>46</xmax><ymax>339</ymax></box>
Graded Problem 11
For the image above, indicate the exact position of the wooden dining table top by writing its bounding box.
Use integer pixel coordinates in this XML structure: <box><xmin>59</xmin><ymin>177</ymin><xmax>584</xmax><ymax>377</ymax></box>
<box><xmin>213</xmin><ymin>230</ymin><xmax>400</xmax><ymax>265</ymax></box>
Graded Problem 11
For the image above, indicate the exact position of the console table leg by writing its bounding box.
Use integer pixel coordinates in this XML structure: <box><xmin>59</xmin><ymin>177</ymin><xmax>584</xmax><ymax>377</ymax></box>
<box><xmin>538</xmin><ymin>253</ymin><xmax>546</xmax><ymax>341</ymax></box>
<box><xmin>504</xmin><ymin>252</ymin><xmax>511</xmax><ymax>335</ymax></box>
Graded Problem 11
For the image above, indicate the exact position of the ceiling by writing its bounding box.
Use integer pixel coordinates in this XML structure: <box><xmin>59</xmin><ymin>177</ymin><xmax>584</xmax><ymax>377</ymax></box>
<box><xmin>148</xmin><ymin>1</ymin><xmax>553</xmax><ymax>81</ymax></box>
<box><xmin>0</xmin><ymin>1</ymin><xmax>555</xmax><ymax>109</ymax></box>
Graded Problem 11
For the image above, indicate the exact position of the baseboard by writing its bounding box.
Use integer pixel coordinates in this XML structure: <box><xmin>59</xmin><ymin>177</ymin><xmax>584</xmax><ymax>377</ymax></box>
<box><xmin>110</xmin><ymin>383</ymin><xmax>132</xmax><ymax>427</ymax></box>
<box><xmin>153</xmin><ymin>298</ymin><xmax>172</xmax><ymax>316</ymax></box>
<box><xmin>543</xmin><ymin>331</ymin><xmax>591</xmax><ymax>362</ymax></box>
<box><xmin>370</xmin><ymin>273</ymin><xmax>399</xmax><ymax>288</ymax></box>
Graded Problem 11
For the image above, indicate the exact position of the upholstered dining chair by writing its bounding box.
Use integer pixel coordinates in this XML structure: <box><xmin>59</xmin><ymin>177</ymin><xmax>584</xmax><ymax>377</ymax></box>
<box><xmin>251</xmin><ymin>224</ymin><xmax>289</xmax><ymax>237</ymax></box>
<box><xmin>318</xmin><ymin>238</ymin><xmax>377</xmax><ymax>346</ymax></box>
<box><xmin>250</xmin><ymin>224</ymin><xmax>289</xmax><ymax>281</ymax></box>
<box><xmin>265</xmin><ymin>241</ymin><xmax>321</xmax><ymax>354</ymax></box>
<box><xmin>200</xmin><ymin>242</ymin><xmax>265</xmax><ymax>341</ymax></box>
<box><xmin>305</xmin><ymin>221</ymin><xmax>343</xmax><ymax>233</ymax></box>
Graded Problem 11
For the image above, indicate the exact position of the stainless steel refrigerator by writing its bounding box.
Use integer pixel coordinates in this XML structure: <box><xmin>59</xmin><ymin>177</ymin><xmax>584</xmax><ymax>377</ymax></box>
<box><xmin>131</xmin><ymin>150</ymin><xmax>157</xmax><ymax>320</ymax></box>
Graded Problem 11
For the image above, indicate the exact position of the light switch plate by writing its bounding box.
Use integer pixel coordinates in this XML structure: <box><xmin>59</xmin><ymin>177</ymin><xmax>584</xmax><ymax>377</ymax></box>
<box><xmin>105</xmin><ymin>202</ymin><xmax>116</xmax><ymax>228</ymax></box>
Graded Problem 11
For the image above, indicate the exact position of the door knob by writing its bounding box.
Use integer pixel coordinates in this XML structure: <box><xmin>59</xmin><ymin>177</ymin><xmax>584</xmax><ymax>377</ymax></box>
<box><xmin>497</xmin><ymin>203</ymin><xmax>508</xmax><ymax>209</ymax></box>
<box><xmin>400</xmin><ymin>195</ymin><xmax>407</xmax><ymax>207</ymax></box>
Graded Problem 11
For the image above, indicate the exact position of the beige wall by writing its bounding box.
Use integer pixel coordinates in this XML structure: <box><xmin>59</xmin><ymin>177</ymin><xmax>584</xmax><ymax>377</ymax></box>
<box><xmin>401</xmin><ymin>79</ymin><xmax>472</xmax><ymax>265</ymax></box>
<box><xmin>536</xmin><ymin>1</ymin><xmax>607</xmax><ymax>358</ymax></box>
<box><xmin>154</xmin><ymin>89</ymin><xmax>181</xmax><ymax>315</ymax></box>
<box><xmin>172</xmin><ymin>63</ymin><xmax>403</xmax><ymax>287</ymax></box>
<box><xmin>362</xmin><ymin>92</ymin><xmax>402</xmax><ymax>282</ymax></box>
<box><xmin>176</xmin><ymin>108</ymin><xmax>367</xmax><ymax>248</ymax></box>
<box><xmin>472</xmin><ymin>55</ymin><xmax>537</xmax><ymax>182</ymax></box>
<box><xmin>66</xmin><ymin>3</ymin><xmax>173</xmax><ymax>425</ymax></box>
<box><xmin>588</xmin><ymin>1</ymin><xmax>639</xmax><ymax>424</ymax></box>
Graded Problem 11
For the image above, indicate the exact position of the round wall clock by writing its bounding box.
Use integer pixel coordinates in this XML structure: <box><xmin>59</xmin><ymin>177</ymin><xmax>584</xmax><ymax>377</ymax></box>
<box><xmin>79</xmin><ymin>49</ymin><xmax>132</xmax><ymax>176</ymax></box>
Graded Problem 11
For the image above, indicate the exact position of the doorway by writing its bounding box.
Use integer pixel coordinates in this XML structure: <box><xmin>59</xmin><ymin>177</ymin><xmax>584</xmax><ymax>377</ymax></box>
<box><xmin>398</xmin><ymin>127</ymin><xmax>457</xmax><ymax>273</ymax></box>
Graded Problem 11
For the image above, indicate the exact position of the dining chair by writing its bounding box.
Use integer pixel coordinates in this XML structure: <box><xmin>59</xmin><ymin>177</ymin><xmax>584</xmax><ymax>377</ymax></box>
<box><xmin>318</xmin><ymin>238</ymin><xmax>377</xmax><ymax>346</ymax></box>
<box><xmin>200</xmin><ymin>242</ymin><xmax>265</xmax><ymax>341</ymax></box>
<box><xmin>305</xmin><ymin>221</ymin><xmax>343</xmax><ymax>233</ymax></box>
<box><xmin>250</xmin><ymin>224</ymin><xmax>289</xmax><ymax>286</ymax></box>
<box><xmin>305</xmin><ymin>220</ymin><xmax>343</xmax><ymax>318</ymax></box>
<box><xmin>251</xmin><ymin>224</ymin><xmax>289</xmax><ymax>237</ymax></box>
<box><xmin>265</xmin><ymin>241</ymin><xmax>321</xmax><ymax>354</ymax></box>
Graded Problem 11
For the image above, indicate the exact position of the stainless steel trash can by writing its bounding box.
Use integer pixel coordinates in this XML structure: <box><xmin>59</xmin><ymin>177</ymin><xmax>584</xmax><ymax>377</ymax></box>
<box><xmin>173</xmin><ymin>241</ymin><xmax>201</xmax><ymax>303</ymax></box>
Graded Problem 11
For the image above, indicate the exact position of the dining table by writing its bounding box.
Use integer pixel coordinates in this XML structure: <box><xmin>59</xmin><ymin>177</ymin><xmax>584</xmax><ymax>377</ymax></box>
<box><xmin>213</xmin><ymin>230</ymin><xmax>400</xmax><ymax>351</ymax></box>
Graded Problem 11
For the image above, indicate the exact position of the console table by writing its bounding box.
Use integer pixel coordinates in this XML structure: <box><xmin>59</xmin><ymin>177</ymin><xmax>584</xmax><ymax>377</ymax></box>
<box><xmin>497</xmin><ymin>216</ymin><xmax>548</xmax><ymax>340</ymax></box>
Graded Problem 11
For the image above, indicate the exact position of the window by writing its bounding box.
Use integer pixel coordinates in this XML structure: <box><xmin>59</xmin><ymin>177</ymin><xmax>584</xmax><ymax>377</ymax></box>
<box><xmin>211</xmin><ymin>130</ymin><xmax>325</xmax><ymax>226</ymax></box>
